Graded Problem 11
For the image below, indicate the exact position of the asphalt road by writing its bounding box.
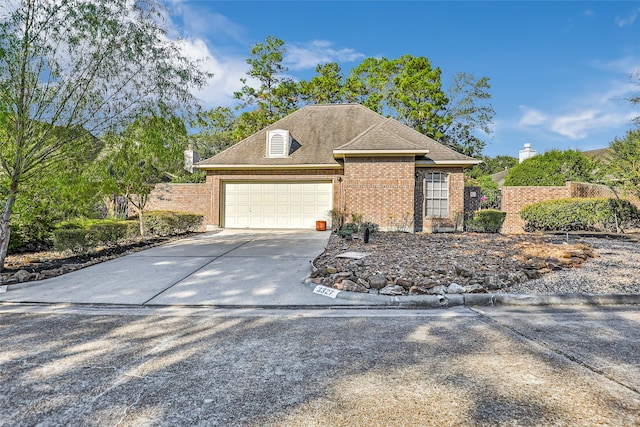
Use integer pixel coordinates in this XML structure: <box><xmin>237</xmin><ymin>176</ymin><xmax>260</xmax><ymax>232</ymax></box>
<box><xmin>0</xmin><ymin>305</ymin><xmax>638</xmax><ymax>426</ymax></box>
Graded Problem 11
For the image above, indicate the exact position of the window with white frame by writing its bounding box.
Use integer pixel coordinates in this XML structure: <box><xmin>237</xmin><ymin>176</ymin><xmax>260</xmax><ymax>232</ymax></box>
<box><xmin>425</xmin><ymin>172</ymin><xmax>449</xmax><ymax>217</ymax></box>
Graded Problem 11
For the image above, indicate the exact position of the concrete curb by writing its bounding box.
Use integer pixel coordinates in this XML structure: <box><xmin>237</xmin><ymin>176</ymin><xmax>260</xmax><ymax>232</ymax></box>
<box><xmin>303</xmin><ymin>279</ymin><xmax>640</xmax><ymax>307</ymax></box>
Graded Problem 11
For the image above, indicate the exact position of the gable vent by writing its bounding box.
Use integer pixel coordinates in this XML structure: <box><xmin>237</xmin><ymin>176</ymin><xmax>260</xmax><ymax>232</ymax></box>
<box><xmin>267</xmin><ymin>129</ymin><xmax>290</xmax><ymax>158</ymax></box>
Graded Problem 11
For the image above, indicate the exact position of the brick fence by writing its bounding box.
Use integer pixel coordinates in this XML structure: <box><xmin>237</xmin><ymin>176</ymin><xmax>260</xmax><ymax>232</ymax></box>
<box><xmin>134</xmin><ymin>183</ymin><xmax>211</xmax><ymax>231</ymax></box>
<box><xmin>501</xmin><ymin>181</ymin><xmax>640</xmax><ymax>233</ymax></box>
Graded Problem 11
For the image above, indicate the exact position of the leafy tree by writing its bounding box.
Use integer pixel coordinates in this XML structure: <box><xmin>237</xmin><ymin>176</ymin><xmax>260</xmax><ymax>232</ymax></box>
<box><xmin>608</xmin><ymin>128</ymin><xmax>640</xmax><ymax>199</ymax></box>
<box><xmin>438</xmin><ymin>73</ymin><xmax>495</xmax><ymax>157</ymax></box>
<box><xmin>466</xmin><ymin>155</ymin><xmax>518</xmax><ymax>179</ymax></box>
<box><xmin>300</xmin><ymin>62</ymin><xmax>345</xmax><ymax>104</ymax></box>
<box><xmin>503</xmin><ymin>149</ymin><xmax>602</xmax><ymax>186</ymax></box>
<box><xmin>99</xmin><ymin>115</ymin><xmax>187</xmax><ymax>237</ymax></box>
<box><xmin>0</xmin><ymin>0</ymin><xmax>209</xmax><ymax>269</ymax></box>
<box><xmin>234</xmin><ymin>36</ymin><xmax>300</xmax><ymax>137</ymax></box>
<box><xmin>343</xmin><ymin>55</ymin><xmax>491</xmax><ymax>156</ymax></box>
<box><xmin>631</xmin><ymin>71</ymin><xmax>640</xmax><ymax>125</ymax></box>
<box><xmin>344</xmin><ymin>55</ymin><xmax>450</xmax><ymax>138</ymax></box>
<box><xmin>190</xmin><ymin>106</ymin><xmax>238</xmax><ymax>159</ymax></box>
<box><xmin>386</xmin><ymin>55</ymin><xmax>450</xmax><ymax>139</ymax></box>
<box><xmin>343</xmin><ymin>57</ymin><xmax>388</xmax><ymax>112</ymax></box>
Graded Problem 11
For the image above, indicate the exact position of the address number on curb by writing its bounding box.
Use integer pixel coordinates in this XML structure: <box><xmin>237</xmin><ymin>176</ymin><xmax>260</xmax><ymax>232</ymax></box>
<box><xmin>313</xmin><ymin>285</ymin><xmax>340</xmax><ymax>299</ymax></box>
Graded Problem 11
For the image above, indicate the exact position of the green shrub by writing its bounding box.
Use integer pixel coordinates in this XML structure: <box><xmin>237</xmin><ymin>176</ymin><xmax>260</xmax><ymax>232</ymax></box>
<box><xmin>466</xmin><ymin>209</ymin><xmax>507</xmax><ymax>233</ymax></box>
<box><xmin>504</xmin><ymin>149</ymin><xmax>602</xmax><ymax>186</ymax></box>
<box><xmin>520</xmin><ymin>198</ymin><xmax>640</xmax><ymax>232</ymax></box>
<box><xmin>337</xmin><ymin>222</ymin><xmax>359</xmax><ymax>238</ymax></box>
<box><xmin>86</xmin><ymin>221</ymin><xmax>131</xmax><ymax>245</ymax></box>
<box><xmin>139</xmin><ymin>211</ymin><xmax>203</xmax><ymax>236</ymax></box>
<box><xmin>53</xmin><ymin>228</ymin><xmax>91</xmax><ymax>253</ymax></box>
<box><xmin>53</xmin><ymin>219</ymin><xmax>139</xmax><ymax>253</ymax></box>
<box><xmin>360</xmin><ymin>221</ymin><xmax>379</xmax><ymax>234</ymax></box>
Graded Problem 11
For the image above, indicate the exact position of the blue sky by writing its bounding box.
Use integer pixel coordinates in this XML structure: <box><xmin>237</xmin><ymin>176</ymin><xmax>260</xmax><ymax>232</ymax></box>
<box><xmin>165</xmin><ymin>0</ymin><xmax>640</xmax><ymax>158</ymax></box>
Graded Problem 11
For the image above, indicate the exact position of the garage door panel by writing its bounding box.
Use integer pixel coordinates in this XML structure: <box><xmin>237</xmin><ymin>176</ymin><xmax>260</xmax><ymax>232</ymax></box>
<box><xmin>224</xmin><ymin>181</ymin><xmax>332</xmax><ymax>229</ymax></box>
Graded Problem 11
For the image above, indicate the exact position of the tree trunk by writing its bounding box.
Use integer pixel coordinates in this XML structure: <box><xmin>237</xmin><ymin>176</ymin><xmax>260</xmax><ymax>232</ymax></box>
<box><xmin>139</xmin><ymin>209</ymin><xmax>145</xmax><ymax>240</ymax></box>
<box><xmin>0</xmin><ymin>193</ymin><xmax>17</xmax><ymax>272</ymax></box>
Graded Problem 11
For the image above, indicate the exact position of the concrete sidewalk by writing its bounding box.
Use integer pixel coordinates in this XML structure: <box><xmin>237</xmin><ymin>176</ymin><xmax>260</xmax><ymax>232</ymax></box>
<box><xmin>0</xmin><ymin>230</ymin><xmax>360</xmax><ymax>307</ymax></box>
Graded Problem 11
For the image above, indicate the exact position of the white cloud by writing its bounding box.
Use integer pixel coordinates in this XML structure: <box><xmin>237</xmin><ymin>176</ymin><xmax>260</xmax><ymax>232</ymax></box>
<box><xmin>177</xmin><ymin>38</ymin><xmax>250</xmax><ymax>108</ymax></box>
<box><xmin>615</xmin><ymin>8</ymin><xmax>639</xmax><ymax>27</ymax></box>
<box><xmin>285</xmin><ymin>40</ymin><xmax>365</xmax><ymax>71</ymax></box>
<box><xmin>518</xmin><ymin>107</ymin><xmax>547</xmax><ymax>126</ymax></box>
<box><xmin>549</xmin><ymin>110</ymin><xmax>634</xmax><ymax>139</ymax></box>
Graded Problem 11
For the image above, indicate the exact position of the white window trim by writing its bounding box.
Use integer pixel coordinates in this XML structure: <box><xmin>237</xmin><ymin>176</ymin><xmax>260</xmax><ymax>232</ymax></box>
<box><xmin>424</xmin><ymin>172</ymin><xmax>449</xmax><ymax>218</ymax></box>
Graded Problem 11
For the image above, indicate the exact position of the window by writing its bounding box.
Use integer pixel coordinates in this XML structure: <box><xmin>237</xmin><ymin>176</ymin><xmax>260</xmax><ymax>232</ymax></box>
<box><xmin>425</xmin><ymin>173</ymin><xmax>448</xmax><ymax>217</ymax></box>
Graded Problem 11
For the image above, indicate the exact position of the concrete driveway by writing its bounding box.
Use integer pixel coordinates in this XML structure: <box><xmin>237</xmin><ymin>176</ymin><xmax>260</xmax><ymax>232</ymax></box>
<box><xmin>0</xmin><ymin>229</ymin><xmax>357</xmax><ymax>307</ymax></box>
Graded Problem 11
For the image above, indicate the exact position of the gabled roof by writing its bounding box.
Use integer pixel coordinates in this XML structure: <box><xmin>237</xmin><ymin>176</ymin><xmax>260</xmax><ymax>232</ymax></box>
<box><xmin>333</xmin><ymin>118</ymin><xmax>429</xmax><ymax>155</ymax></box>
<box><xmin>196</xmin><ymin>104</ymin><xmax>480</xmax><ymax>169</ymax></box>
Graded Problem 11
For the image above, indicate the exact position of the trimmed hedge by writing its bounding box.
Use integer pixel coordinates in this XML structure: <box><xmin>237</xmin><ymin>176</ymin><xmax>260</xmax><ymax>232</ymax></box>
<box><xmin>139</xmin><ymin>211</ymin><xmax>203</xmax><ymax>236</ymax></box>
<box><xmin>53</xmin><ymin>219</ymin><xmax>139</xmax><ymax>253</ymax></box>
<box><xmin>520</xmin><ymin>198</ymin><xmax>640</xmax><ymax>232</ymax></box>
<box><xmin>466</xmin><ymin>209</ymin><xmax>507</xmax><ymax>233</ymax></box>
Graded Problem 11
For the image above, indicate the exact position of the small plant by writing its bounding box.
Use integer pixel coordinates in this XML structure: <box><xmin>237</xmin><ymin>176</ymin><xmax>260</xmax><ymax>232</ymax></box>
<box><xmin>465</xmin><ymin>209</ymin><xmax>506</xmax><ymax>233</ymax></box>
<box><xmin>330</xmin><ymin>208</ymin><xmax>346</xmax><ymax>230</ymax></box>
<box><xmin>338</xmin><ymin>221</ymin><xmax>359</xmax><ymax>236</ymax></box>
<box><xmin>360</xmin><ymin>221</ymin><xmax>379</xmax><ymax>234</ymax></box>
<box><xmin>350</xmin><ymin>212</ymin><xmax>363</xmax><ymax>225</ymax></box>
<box><xmin>387</xmin><ymin>213</ymin><xmax>414</xmax><ymax>232</ymax></box>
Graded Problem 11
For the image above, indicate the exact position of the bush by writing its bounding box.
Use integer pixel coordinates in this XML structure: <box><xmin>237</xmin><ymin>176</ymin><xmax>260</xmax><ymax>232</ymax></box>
<box><xmin>466</xmin><ymin>209</ymin><xmax>506</xmax><ymax>233</ymax></box>
<box><xmin>53</xmin><ymin>228</ymin><xmax>91</xmax><ymax>253</ymax></box>
<box><xmin>337</xmin><ymin>222</ymin><xmax>359</xmax><ymax>238</ymax></box>
<box><xmin>520</xmin><ymin>198</ymin><xmax>640</xmax><ymax>232</ymax></box>
<box><xmin>360</xmin><ymin>221</ymin><xmax>379</xmax><ymax>234</ymax></box>
<box><xmin>139</xmin><ymin>211</ymin><xmax>203</xmax><ymax>236</ymax></box>
<box><xmin>337</xmin><ymin>221</ymin><xmax>379</xmax><ymax>238</ymax></box>
<box><xmin>504</xmin><ymin>149</ymin><xmax>602</xmax><ymax>186</ymax></box>
<box><xmin>53</xmin><ymin>219</ymin><xmax>139</xmax><ymax>253</ymax></box>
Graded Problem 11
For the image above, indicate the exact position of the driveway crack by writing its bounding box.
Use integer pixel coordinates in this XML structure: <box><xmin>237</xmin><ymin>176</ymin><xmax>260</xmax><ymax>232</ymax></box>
<box><xmin>140</xmin><ymin>239</ymin><xmax>256</xmax><ymax>306</ymax></box>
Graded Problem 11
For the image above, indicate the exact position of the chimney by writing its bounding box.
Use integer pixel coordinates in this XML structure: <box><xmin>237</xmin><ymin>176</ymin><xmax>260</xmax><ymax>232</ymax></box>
<box><xmin>519</xmin><ymin>143</ymin><xmax>537</xmax><ymax>163</ymax></box>
<box><xmin>184</xmin><ymin>145</ymin><xmax>199</xmax><ymax>173</ymax></box>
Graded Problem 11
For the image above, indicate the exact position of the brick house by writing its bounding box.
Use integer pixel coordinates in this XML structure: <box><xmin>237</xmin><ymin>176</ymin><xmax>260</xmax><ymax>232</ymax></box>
<box><xmin>195</xmin><ymin>104</ymin><xmax>480</xmax><ymax>231</ymax></box>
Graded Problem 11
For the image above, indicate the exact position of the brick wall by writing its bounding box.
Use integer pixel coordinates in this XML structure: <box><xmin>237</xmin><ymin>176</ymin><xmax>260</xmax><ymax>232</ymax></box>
<box><xmin>342</xmin><ymin>156</ymin><xmax>415</xmax><ymax>230</ymax></box>
<box><xmin>414</xmin><ymin>167</ymin><xmax>466</xmax><ymax>232</ymax></box>
<box><xmin>568</xmin><ymin>182</ymin><xmax>640</xmax><ymax>207</ymax></box>
<box><xmin>501</xmin><ymin>181</ymin><xmax>640</xmax><ymax>234</ymax></box>
<box><xmin>501</xmin><ymin>184</ymin><xmax>571</xmax><ymax>233</ymax></box>
<box><xmin>138</xmin><ymin>183</ymin><xmax>211</xmax><ymax>231</ymax></box>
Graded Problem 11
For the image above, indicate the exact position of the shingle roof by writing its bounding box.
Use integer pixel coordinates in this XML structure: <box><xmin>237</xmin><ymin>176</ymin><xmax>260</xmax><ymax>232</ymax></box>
<box><xmin>196</xmin><ymin>104</ymin><xmax>479</xmax><ymax>168</ymax></box>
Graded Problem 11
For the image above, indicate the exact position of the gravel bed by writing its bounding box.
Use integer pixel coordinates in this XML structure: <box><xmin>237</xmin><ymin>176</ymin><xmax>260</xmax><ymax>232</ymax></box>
<box><xmin>508</xmin><ymin>237</ymin><xmax>640</xmax><ymax>294</ymax></box>
<box><xmin>314</xmin><ymin>232</ymin><xmax>640</xmax><ymax>295</ymax></box>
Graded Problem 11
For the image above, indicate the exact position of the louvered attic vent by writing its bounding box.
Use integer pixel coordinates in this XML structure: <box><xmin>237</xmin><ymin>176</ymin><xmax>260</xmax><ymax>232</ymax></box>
<box><xmin>267</xmin><ymin>129</ymin><xmax>290</xmax><ymax>158</ymax></box>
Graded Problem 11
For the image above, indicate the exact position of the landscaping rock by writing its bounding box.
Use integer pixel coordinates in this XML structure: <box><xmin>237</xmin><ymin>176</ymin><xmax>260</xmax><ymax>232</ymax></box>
<box><xmin>454</xmin><ymin>265</ymin><xmax>474</xmax><ymax>278</ymax></box>
<box><xmin>394</xmin><ymin>278</ymin><xmax>414</xmax><ymax>290</ymax></box>
<box><xmin>447</xmin><ymin>283</ymin><xmax>465</xmax><ymax>294</ymax></box>
<box><xmin>14</xmin><ymin>270</ymin><xmax>32</xmax><ymax>282</ymax></box>
<box><xmin>429</xmin><ymin>285</ymin><xmax>447</xmax><ymax>295</ymax></box>
<box><xmin>313</xmin><ymin>232</ymin><xmax>604</xmax><ymax>296</ymax></box>
<box><xmin>409</xmin><ymin>285</ymin><xmax>431</xmax><ymax>295</ymax></box>
<box><xmin>379</xmin><ymin>285</ymin><xmax>406</xmax><ymax>296</ymax></box>
<box><xmin>368</xmin><ymin>274</ymin><xmax>388</xmax><ymax>290</ymax></box>
<box><xmin>484</xmin><ymin>276</ymin><xmax>506</xmax><ymax>291</ymax></box>
<box><xmin>334</xmin><ymin>279</ymin><xmax>368</xmax><ymax>293</ymax></box>
<box><xmin>464</xmin><ymin>284</ymin><xmax>487</xmax><ymax>293</ymax></box>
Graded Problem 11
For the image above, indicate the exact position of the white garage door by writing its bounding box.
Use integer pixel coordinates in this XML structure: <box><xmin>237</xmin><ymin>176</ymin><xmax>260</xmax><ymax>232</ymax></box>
<box><xmin>223</xmin><ymin>181</ymin><xmax>333</xmax><ymax>229</ymax></box>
